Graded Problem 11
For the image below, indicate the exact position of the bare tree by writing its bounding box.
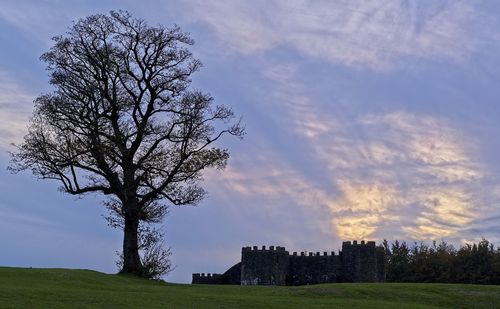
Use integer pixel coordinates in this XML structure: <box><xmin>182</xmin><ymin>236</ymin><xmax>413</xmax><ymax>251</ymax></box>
<box><xmin>9</xmin><ymin>11</ymin><xmax>244</xmax><ymax>277</ymax></box>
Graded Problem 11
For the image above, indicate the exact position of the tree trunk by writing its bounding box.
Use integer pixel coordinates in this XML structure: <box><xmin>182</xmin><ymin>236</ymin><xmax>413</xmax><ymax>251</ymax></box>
<box><xmin>121</xmin><ymin>214</ymin><xmax>143</xmax><ymax>276</ymax></box>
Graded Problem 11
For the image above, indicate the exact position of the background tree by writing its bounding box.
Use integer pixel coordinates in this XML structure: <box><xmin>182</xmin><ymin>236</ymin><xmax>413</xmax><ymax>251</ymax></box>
<box><xmin>10</xmin><ymin>11</ymin><xmax>244</xmax><ymax>277</ymax></box>
<box><xmin>383</xmin><ymin>239</ymin><xmax>500</xmax><ymax>284</ymax></box>
<box><xmin>383</xmin><ymin>240</ymin><xmax>411</xmax><ymax>282</ymax></box>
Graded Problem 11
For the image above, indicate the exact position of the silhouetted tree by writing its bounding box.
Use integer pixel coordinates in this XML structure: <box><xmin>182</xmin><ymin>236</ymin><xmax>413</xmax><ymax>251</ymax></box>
<box><xmin>384</xmin><ymin>239</ymin><xmax>500</xmax><ymax>284</ymax></box>
<box><xmin>9</xmin><ymin>11</ymin><xmax>244</xmax><ymax>277</ymax></box>
<box><xmin>408</xmin><ymin>242</ymin><xmax>431</xmax><ymax>282</ymax></box>
<box><xmin>452</xmin><ymin>239</ymin><xmax>500</xmax><ymax>284</ymax></box>
<box><xmin>385</xmin><ymin>240</ymin><xmax>411</xmax><ymax>281</ymax></box>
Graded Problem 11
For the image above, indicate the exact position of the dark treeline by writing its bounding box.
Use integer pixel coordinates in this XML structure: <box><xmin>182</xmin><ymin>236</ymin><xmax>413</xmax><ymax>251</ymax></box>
<box><xmin>382</xmin><ymin>239</ymin><xmax>500</xmax><ymax>284</ymax></box>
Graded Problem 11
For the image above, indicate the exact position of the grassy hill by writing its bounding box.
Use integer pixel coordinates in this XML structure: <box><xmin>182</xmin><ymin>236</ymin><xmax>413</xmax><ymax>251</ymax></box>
<box><xmin>1</xmin><ymin>267</ymin><xmax>500</xmax><ymax>308</ymax></box>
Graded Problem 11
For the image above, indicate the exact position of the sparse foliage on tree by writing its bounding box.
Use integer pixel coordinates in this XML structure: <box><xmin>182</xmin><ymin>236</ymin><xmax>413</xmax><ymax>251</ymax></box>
<box><xmin>9</xmin><ymin>11</ymin><xmax>244</xmax><ymax>278</ymax></box>
<box><xmin>115</xmin><ymin>226</ymin><xmax>173</xmax><ymax>279</ymax></box>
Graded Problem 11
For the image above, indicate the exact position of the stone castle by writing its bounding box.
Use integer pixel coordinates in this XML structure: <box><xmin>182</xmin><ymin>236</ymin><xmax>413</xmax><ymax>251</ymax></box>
<box><xmin>192</xmin><ymin>240</ymin><xmax>385</xmax><ymax>285</ymax></box>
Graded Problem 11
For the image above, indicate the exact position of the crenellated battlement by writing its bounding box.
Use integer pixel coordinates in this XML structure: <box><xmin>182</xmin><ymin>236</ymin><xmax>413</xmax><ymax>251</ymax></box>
<box><xmin>193</xmin><ymin>240</ymin><xmax>385</xmax><ymax>286</ymax></box>
<box><xmin>192</xmin><ymin>273</ymin><xmax>223</xmax><ymax>278</ymax></box>
<box><xmin>242</xmin><ymin>245</ymin><xmax>287</xmax><ymax>252</ymax></box>
<box><xmin>291</xmin><ymin>251</ymin><xmax>337</xmax><ymax>257</ymax></box>
<box><xmin>342</xmin><ymin>240</ymin><xmax>376</xmax><ymax>247</ymax></box>
<box><xmin>192</xmin><ymin>272</ymin><xmax>224</xmax><ymax>284</ymax></box>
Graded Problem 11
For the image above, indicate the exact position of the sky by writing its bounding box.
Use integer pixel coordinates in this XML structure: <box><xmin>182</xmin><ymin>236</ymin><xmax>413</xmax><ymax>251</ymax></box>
<box><xmin>1</xmin><ymin>0</ymin><xmax>500</xmax><ymax>283</ymax></box>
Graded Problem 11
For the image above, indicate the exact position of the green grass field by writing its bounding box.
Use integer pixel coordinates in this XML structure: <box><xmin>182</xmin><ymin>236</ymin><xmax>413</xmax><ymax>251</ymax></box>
<box><xmin>1</xmin><ymin>267</ymin><xmax>500</xmax><ymax>308</ymax></box>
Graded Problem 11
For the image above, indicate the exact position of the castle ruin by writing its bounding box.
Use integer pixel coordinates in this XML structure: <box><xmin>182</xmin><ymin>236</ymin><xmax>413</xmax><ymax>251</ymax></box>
<box><xmin>192</xmin><ymin>240</ymin><xmax>385</xmax><ymax>285</ymax></box>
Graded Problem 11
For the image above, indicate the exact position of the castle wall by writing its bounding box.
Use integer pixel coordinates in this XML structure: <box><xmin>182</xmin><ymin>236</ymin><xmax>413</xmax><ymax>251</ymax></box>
<box><xmin>192</xmin><ymin>273</ymin><xmax>224</xmax><ymax>284</ymax></box>
<box><xmin>192</xmin><ymin>241</ymin><xmax>385</xmax><ymax>285</ymax></box>
<box><xmin>286</xmin><ymin>251</ymin><xmax>341</xmax><ymax>285</ymax></box>
<box><xmin>192</xmin><ymin>263</ymin><xmax>241</xmax><ymax>285</ymax></box>
<box><xmin>376</xmin><ymin>247</ymin><xmax>386</xmax><ymax>282</ymax></box>
<box><xmin>221</xmin><ymin>262</ymin><xmax>241</xmax><ymax>284</ymax></box>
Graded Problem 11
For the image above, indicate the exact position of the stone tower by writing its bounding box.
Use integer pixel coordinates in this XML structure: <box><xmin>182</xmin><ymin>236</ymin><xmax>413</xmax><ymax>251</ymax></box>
<box><xmin>240</xmin><ymin>246</ymin><xmax>289</xmax><ymax>285</ymax></box>
<box><xmin>340</xmin><ymin>240</ymin><xmax>384</xmax><ymax>282</ymax></box>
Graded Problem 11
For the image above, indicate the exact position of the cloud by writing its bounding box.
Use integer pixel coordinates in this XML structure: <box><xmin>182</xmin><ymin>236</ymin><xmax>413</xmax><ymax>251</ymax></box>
<box><xmin>284</xmin><ymin>80</ymin><xmax>486</xmax><ymax>241</ymax></box>
<box><xmin>0</xmin><ymin>72</ymin><xmax>34</xmax><ymax>152</ymax></box>
<box><xmin>0</xmin><ymin>1</ymin><xmax>84</xmax><ymax>43</ymax></box>
<box><xmin>180</xmin><ymin>0</ymin><xmax>493</xmax><ymax>70</ymax></box>
<box><xmin>2</xmin><ymin>1</ymin><xmax>496</xmax><ymax>70</ymax></box>
<box><xmin>209</xmin><ymin>61</ymin><xmax>499</xmax><ymax>245</ymax></box>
